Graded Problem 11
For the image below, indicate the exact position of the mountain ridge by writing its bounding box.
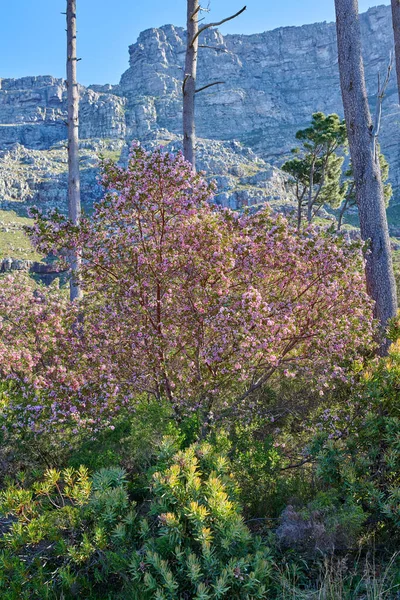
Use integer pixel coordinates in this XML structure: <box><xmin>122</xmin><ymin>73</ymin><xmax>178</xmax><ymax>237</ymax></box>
<box><xmin>0</xmin><ymin>4</ymin><xmax>398</xmax><ymax>236</ymax></box>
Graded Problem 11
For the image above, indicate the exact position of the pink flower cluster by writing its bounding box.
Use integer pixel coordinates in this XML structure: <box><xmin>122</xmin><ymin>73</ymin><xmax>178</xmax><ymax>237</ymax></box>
<box><xmin>0</xmin><ymin>146</ymin><xmax>375</xmax><ymax>432</ymax></box>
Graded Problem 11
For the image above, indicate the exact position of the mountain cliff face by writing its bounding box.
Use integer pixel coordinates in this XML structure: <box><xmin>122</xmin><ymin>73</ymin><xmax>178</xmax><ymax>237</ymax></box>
<box><xmin>0</xmin><ymin>4</ymin><xmax>399</xmax><ymax>221</ymax></box>
<box><xmin>119</xmin><ymin>4</ymin><xmax>399</xmax><ymax>184</ymax></box>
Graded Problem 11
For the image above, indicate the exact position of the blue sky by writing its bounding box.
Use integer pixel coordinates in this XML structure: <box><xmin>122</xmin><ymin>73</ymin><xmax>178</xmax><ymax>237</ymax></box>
<box><xmin>0</xmin><ymin>1</ymin><xmax>390</xmax><ymax>86</ymax></box>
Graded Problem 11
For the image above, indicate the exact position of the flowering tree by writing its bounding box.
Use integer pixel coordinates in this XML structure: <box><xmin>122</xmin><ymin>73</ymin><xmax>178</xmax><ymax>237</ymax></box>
<box><xmin>0</xmin><ymin>275</ymin><xmax>83</xmax><ymax>434</ymax></box>
<box><xmin>1</xmin><ymin>146</ymin><xmax>374</xmax><ymax>433</ymax></box>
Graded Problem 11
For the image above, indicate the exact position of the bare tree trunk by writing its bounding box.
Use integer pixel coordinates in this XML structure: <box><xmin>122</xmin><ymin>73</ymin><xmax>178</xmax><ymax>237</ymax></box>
<box><xmin>297</xmin><ymin>197</ymin><xmax>302</xmax><ymax>231</ymax></box>
<box><xmin>183</xmin><ymin>0</ymin><xmax>199</xmax><ymax>170</ymax></box>
<box><xmin>67</xmin><ymin>0</ymin><xmax>81</xmax><ymax>301</ymax></box>
<box><xmin>337</xmin><ymin>196</ymin><xmax>349</xmax><ymax>232</ymax></box>
<box><xmin>391</xmin><ymin>0</ymin><xmax>400</xmax><ymax>103</ymax></box>
<box><xmin>182</xmin><ymin>2</ymin><xmax>246</xmax><ymax>169</ymax></box>
<box><xmin>307</xmin><ymin>161</ymin><xmax>315</xmax><ymax>223</ymax></box>
<box><xmin>335</xmin><ymin>0</ymin><xmax>397</xmax><ymax>354</ymax></box>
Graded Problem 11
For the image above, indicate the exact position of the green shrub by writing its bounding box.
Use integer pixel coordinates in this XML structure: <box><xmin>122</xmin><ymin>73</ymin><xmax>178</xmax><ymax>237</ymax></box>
<box><xmin>131</xmin><ymin>437</ymin><xmax>274</xmax><ymax>599</ymax></box>
<box><xmin>0</xmin><ymin>439</ymin><xmax>274</xmax><ymax>599</ymax></box>
<box><xmin>0</xmin><ymin>465</ymin><xmax>135</xmax><ymax>599</ymax></box>
<box><xmin>308</xmin><ymin>345</ymin><xmax>400</xmax><ymax>545</ymax></box>
<box><xmin>0</xmin><ymin>391</ymin><xmax>177</xmax><ymax>479</ymax></box>
<box><xmin>276</xmin><ymin>490</ymin><xmax>366</xmax><ymax>555</ymax></box>
<box><xmin>226</xmin><ymin>423</ymin><xmax>312</xmax><ymax>519</ymax></box>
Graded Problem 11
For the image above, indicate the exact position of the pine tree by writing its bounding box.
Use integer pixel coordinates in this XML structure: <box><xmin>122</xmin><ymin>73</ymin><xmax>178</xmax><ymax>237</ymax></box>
<box><xmin>282</xmin><ymin>112</ymin><xmax>347</xmax><ymax>229</ymax></box>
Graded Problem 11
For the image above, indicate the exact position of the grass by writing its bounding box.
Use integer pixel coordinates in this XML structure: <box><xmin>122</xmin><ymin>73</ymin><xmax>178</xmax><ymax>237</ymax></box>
<box><xmin>98</xmin><ymin>149</ymin><xmax>122</xmax><ymax>162</ymax></box>
<box><xmin>276</xmin><ymin>553</ymin><xmax>400</xmax><ymax>600</ymax></box>
<box><xmin>0</xmin><ymin>210</ymin><xmax>43</xmax><ymax>261</ymax></box>
<box><xmin>237</xmin><ymin>162</ymin><xmax>263</xmax><ymax>177</ymax></box>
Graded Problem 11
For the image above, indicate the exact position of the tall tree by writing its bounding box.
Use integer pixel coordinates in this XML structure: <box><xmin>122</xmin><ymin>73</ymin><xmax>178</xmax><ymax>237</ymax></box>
<box><xmin>282</xmin><ymin>112</ymin><xmax>347</xmax><ymax>229</ymax></box>
<box><xmin>66</xmin><ymin>0</ymin><xmax>81</xmax><ymax>301</ymax></box>
<box><xmin>334</xmin><ymin>0</ymin><xmax>397</xmax><ymax>352</ymax></box>
<box><xmin>183</xmin><ymin>0</ymin><xmax>199</xmax><ymax>168</ymax></box>
<box><xmin>391</xmin><ymin>0</ymin><xmax>400</xmax><ymax>103</ymax></box>
<box><xmin>183</xmin><ymin>1</ymin><xmax>246</xmax><ymax>170</ymax></box>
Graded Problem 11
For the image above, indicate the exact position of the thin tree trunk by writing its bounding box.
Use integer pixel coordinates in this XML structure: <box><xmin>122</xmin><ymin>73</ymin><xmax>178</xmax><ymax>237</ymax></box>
<box><xmin>182</xmin><ymin>3</ymin><xmax>245</xmax><ymax>169</ymax></box>
<box><xmin>337</xmin><ymin>196</ymin><xmax>349</xmax><ymax>232</ymax></box>
<box><xmin>183</xmin><ymin>0</ymin><xmax>199</xmax><ymax>170</ymax></box>
<box><xmin>307</xmin><ymin>161</ymin><xmax>315</xmax><ymax>223</ymax></box>
<box><xmin>335</xmin><ymin>0</ymin><xmax>397</xmax><ymax>354</ymax></box>
<box><xmin>67</xmin><ymin>0</ymin><xmax>82</xmax><ymax>300</ymax></box>
<box><xmin>296</xmin><ymin>185</ymin><xmax>306</xmax><ymax>231</ymax></box>
<box><xmin>297</xmin><ymin>196</ymin><xmax>302</xmax><ymax>231</ymax></box>
<box><xmin>391</xmin><ymin>0</ymin><xmax>400</xmax><ymax>103</ymax></box>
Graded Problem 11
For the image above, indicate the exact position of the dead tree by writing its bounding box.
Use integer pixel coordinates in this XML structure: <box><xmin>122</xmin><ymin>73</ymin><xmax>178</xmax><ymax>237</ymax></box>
<box><xmin>66</xmin><ymin>0</ymin><xmax>82</xmax><ymax>301</ymax></box>
<box><xmin>183</xmin><ymin>1</ymin><xmax>246</xmax><ymax>170</ymax></box>
<box><xmin>391</xmin><ymin>0</ymin><xmax>400</xmax><ymax>103</ymax></box>
<box><xmin>335</xmin><ymin>0</ymin><xmax>398</xmax><ymax>353</ymax></box>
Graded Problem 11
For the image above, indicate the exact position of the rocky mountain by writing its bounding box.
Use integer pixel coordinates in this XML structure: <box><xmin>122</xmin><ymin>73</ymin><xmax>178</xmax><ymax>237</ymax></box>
<box><xmin>0</xmin><ymin>4</ymin><xmax>399</xmax><ymax>224</ymax></box>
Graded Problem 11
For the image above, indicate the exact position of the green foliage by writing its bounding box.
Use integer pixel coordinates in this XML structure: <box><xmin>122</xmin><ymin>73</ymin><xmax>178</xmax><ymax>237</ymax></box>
<box><xmin>309</xmin><ymin>344</ymin><xmax>400</xmax><ymax>543</ymax></box>
<box><xmin>282</xmin><ymin>112</ymin><xmax>347</xmax><ymax>227</ymax></box>
<box><xmin>379</xmin><ymin>149</ymin><xmax>393</xmax><ymax>207</ymax></box>
<box><xmin>283</xmin><ymin>113</ymin><xmax>393</xmax><ymax>231</ymax></box>
<box><xmin>68</xmin><ymin>397</ymin><xmax>177</xmax><ymax>472</ymax></box>
<box><xmin>0</xmin><ymin>391</ymin><xmax>178</xmax><ymax>482</ymax></box>
<box><xmin>294</xmin><ymin>112</ymin><xmax>347</xmax><ymax>152</ymax></box>
<box><xmin>301</xmin><ymin>490</ymin><xmax>366</xmax><ymax>550</ymax></box>
<box><xmin>338</xmin><ymin>146</ymin><xmax>392</xmax><ymax>230</ymax></box>
<box><xmin>226</xmin><ymin>422</ymin><xmax>311</xmax><ymax>519</ymax></box>
<box><xmin>131</xmin><ymin>438</ymin><xmax>274</xmax><ymax>599</ymax></box>
<box><xmin>0</xmin><ymin>464</ymin><xmax>137</xmax><ymax>599</ymax></box>
<box><xmin>0</xmin><ymin>440</ymin><xmax>274</xmax><ymax>599</ymax></box>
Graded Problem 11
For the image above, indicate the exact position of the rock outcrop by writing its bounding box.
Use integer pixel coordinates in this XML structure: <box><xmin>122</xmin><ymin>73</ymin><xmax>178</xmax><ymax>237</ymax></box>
<box><xmin>0</xmin><ymin>4</ymin><xmax>399</xmax><ymax>220</ymax></box>
<box><xmin>119</xmin><ymin>5</ymin><xmax>400</xmax><ymax>187</ymax></box>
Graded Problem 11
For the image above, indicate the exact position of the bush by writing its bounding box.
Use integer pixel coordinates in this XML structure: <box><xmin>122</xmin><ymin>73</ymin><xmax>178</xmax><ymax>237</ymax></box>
<box><xmin>0</xmin><ymin>439</ymin><xmax>274</xmax><ymax>599</ymax></box>
<box><xmin>308</xmin><ymin>343</ymin><xmax>400</xmax><ymax>545</ymax></box>
<box><xmin>223</xmin><ymin>420</ymin><xmax>311</xmax><ymax>520</ymax></box>
<box><xmin>4</xmin><ymin>145</ymin><xmax>373</xmax><ymax>435</ymax></box>
<box><xmin>276</xmin><ymin>492</ymin><xmax>366</xmax><ymax>554</ymax></box>
<box><xmin>0</xmin><ymin>388</ymin><xmax>179</xmax><ymax>483</ymax></box>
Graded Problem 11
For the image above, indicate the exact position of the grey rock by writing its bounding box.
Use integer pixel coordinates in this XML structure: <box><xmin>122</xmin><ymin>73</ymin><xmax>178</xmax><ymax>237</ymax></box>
<box><xmin>0</xmin><ymin>257</ymin><xmax>30</xmax><ymax>272</ymax></box>
<box><xmin>276</xmin><ymin>504</ymin><xmax>361</xmax><ymax>555</ymax></box>
<box><xmin>0</xmin><ymin>140</ymin><xmax>124</xmax><ymax>214</ymax></box>
<box><xmin>1</xmin><ymin>257</ymin><xmax>67</xmax><ymax>285</ymax></box>
<box><xmin>119</xmin><ymin>6</ymin><xmax>400</xmax><ymax>189</ymax></box>
<box><xmin>0</xmin><ymin>5</ymin><xmax>399</xmax><ymax>222</ymax></box>
<box><xmin>0</xmin><ymin>77</ymin><xmax>125</xmax><ymax>150</ymax></box>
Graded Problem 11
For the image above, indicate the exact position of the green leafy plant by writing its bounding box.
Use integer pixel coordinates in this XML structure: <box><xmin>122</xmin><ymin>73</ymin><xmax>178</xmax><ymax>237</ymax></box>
<box><xmin>0</xmin><ymin>439</ymin><xmax>274</xmax><ymax>599</ymax></box>
<box><xmin>282</xmin><ymin>112</ymin><xmax>347</xmax><ymax>229</ymax></box>
<box><xmin>0</xmin><ymin>465</ymin><xmax>137</xmax><ymax>599</ymax></box>
<box><xmin>130</xmin><ymin>437</ymin><xmax>274</xmax><ymax>599</ymax></box>
<box><xmin>309</xmin><ymin>344</ymin><xmax>400</xmax><ymax>544</ymax></box>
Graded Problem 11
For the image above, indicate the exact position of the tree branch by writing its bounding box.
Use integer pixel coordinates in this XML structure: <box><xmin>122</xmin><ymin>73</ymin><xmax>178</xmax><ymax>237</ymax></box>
<box><xmin>191</xmin><ymin>5</ymin><xmax>246</xmax><ymax>46</ymax></box>
<box><xmin>199</xmin><ymin>45</ymin><xmax>228</xmax><ymax>53</ymax></box>
<box><xmin>195</xmin><ymin>80</ymin><xmax>225</xmax><ymax>93</ymax></box>
<box><xmin>195</xmin><ymin>1</ymin><xmax>210</xmax><ymax>17</ymax></box>
<box><xmin>190</xmin><ymin>5</ymin><xmax>202</xmax><ymax>20</ymax></box>
<box><xmin>279</xmin><ymin>457</ymin><xmax>312</xmax><ymax>472</ymax></box>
